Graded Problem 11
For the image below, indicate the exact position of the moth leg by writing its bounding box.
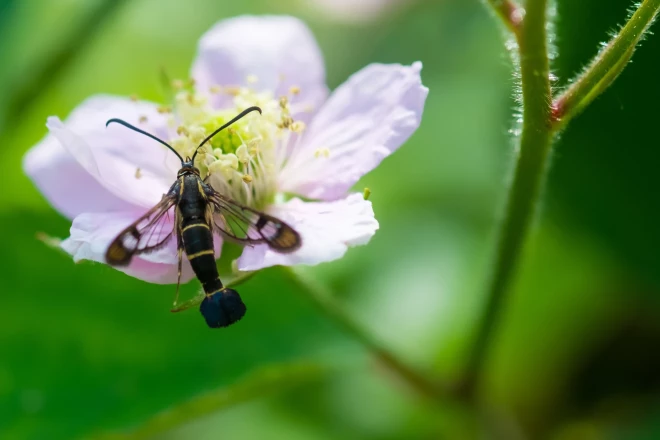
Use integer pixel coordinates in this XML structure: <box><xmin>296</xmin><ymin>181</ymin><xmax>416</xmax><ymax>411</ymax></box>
<box><xmin>173</xmin><ymin>210</ymin><xmax>184</xmax><ymax>307</ymax></box>
<box><xmin>173</xmin><ymin>247</ymin><xmax>183</xmax><ymax>307</ymax></box>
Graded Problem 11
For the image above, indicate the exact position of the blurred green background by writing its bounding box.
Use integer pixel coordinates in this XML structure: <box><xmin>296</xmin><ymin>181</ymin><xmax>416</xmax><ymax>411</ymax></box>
<box><xmin>1</xmin><ymin>0</ymin><xmax>660</xmax><ymax>438</ymax></box>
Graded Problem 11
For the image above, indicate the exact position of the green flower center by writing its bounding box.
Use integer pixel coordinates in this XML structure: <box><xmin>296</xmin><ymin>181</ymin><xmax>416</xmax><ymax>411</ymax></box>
<box><xmin>159</xmin><ymin>81</ymin><xmax>308</xmax><ymax>210</ymax></box>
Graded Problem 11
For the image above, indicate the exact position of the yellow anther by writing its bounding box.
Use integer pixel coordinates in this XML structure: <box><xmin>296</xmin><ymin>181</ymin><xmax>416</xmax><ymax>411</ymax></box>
<box><xmin>216</xmin><ymin>154</ymin><xmax>239</xmax><ymax>170</ymax></box>
<box><xmin>236</xmin><ymin>145</ymin><xmax>250</xmax><ymax>163</ymax></box>
<box><xmin>138</xmin><ymin>115</ymin><xmax>148</xmax><ymax>124</ymax></box>
<box><xmin>290</xmin><ymin>121</ymin><xmax>306</xmax><ymax>133</ymax></box>
<box><xmin>172</xmin><ymin>137</ymin><xmax>189</xmax><ymax>153</ymax></box>
<box><xmin>225</xmin><ymin>87</ymin><xmax>241</xmax><ymax>96</ymax></box>
<box><xmin>130</xmin><ymin>94</ymin><xmax>139</xmax><ymax>102</ymax></box>
<box><xmin>363</xmin><ymin>188</ymin><xmax>371</xmax><ymax>200</ymax></box>
<box><xmin>242</xmin><ymin>174</ymin><xmax>253</xmax><ymax>183</ymax></box>
<box><xmin>314</xmin><ymin>148</ymin><xmax>330</xmax><ymax>158</ymax></box>
<box><xmin>209</xmin><ymin>85</ymin><xmax>222</xmax><ymax>94</ymax></box>
<box><xmin>289</xmin><ymin>86</ymin><xmax>301</xmax><ymax>95</ymax></box>
<box><xmin>279</xmin><ymin>96</ymin><xmax>289</xmax><ymax>108</ymax></box>
<box><xmin>197</xmin><ymin>146</ymin><xmax>209</xmax><ymax>157</ymax></box>
<box><xmin>176</xmin><ymin>126</ymin><xmax>189</xmax><ymax>136</ymax></box>
<box><xmin>135</xmin><ymin>168</ymin><xmax>142</xmax><ymax>179</ymax></box>
<box><xmin>157</xmin><ymin>105</ymin><xmax>172</xmax><ymax>114</ymax></box>
<box><xmin>189</xmin><ymin>126</ymin><xmax>206</xmax><ymax>143</ymax></box>
<box><xmin>246</xmin><ymin>138</ymin><xmax>260</xmax><ymax>148</ymax></box>
<box><xmin>278</xmin><ymin>116</ymin><xmax>293</xmax><ymax>129</ymax></box>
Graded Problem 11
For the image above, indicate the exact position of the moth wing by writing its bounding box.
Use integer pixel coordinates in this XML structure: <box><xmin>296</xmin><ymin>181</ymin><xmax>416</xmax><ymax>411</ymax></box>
<box><xmin>207</xmin><ymin>191</ymin><xmax>301</xmax><ymax>253</ymax></box>
<box><xmin>105</xmin><ymin>194</ymin><xmax>177</xmax><ymax>266</ymax></box>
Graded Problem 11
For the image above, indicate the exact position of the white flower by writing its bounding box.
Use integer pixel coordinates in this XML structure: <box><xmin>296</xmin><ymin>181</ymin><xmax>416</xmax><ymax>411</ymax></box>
<box><xmin>23</xmin><ymin>15</ymin><xmax>428</xmax><ymax>283</ymax></box>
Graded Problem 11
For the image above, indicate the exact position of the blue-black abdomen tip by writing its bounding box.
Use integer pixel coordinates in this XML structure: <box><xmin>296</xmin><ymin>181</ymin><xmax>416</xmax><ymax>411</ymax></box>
<box><xmin>200</xmin><ymin>288</ymin><xmax>246</xmax><ymax>328</ymax></box>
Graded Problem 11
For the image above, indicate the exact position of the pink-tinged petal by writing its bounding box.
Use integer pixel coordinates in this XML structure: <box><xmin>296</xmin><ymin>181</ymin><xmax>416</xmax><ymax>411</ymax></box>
<box><xmin>23</xmin><ymin>135</ymin><xmax>134</xmax><ymax>220</ymax></box>
<box><xmin>237</xmin><ymin>193</ymin><xmax>378</xmax><ymax>271</ymax></box>
<box><xmin>280</xmin><ymin>62</ymin><xmax>428</xmax><ymax>200</ymax></box>
<box><xmin>61</xmin><ymin>211</ymin><xmax>193</xmax><ymax>284</ymax></box>
<box><xmin>62</xmin><ymin>211</ymin><xmax>224</xmax><ymax>284</ymax></box>
<box><xmin>42</xmin><ymin>95</ymin><xmax>180</xmax><ymax>209</ymax></box>
<box><xmin>191</xmin><ymin>16</ymin><xmax>328</xmax><ymax>112</ymax></box>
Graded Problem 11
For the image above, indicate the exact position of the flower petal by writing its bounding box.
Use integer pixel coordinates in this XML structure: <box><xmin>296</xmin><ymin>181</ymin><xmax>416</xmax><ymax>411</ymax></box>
<box><xmin>59</xmin><ymin>210</ymin><xmax>224</xmax><ymax>285</ymax></box>
<box><xmin>237</xmin><ymin>193</ymin><xmax>378</xmax><ymax>271</ymax></box>
<box><xmin>62</xmin><ymin>211</ymin><xmax>192</xmax><ymax>284</ymax></box>
<box><xmin>191</xmin><ymin>16</ymin><xmax>328</xmax><ymax>112</ymax></box>
<box><xmin>280</xmin><ymin>62</ymin><xmax>428</xmax><ymax>200</ymax></box>
<box><xmin>42</xmin><ymin>95</ymin><xmax>181</xmax><ymax>209</ymax></box>
<box><xmin>23</xmin><ymin>134</ymin><xmax>134</xmax><ymax>219</ymax></box>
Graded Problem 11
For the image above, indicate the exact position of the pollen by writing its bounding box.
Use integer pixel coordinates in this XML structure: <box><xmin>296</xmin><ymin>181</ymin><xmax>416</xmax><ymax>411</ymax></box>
<box><xmin>290</xmin><ymin>121</ymin><xmax>306</xmax><ymax>133</ymax></box>
<box><xmin>278</xmin><ymin>116</ymin><xmax>293</xmax><ymax>129</ymax></box>
<box><xmin>138</xmin><ymin>115</ymin><xmax>148</xmax><ymax>124</ymax></box>
<box><xmin>289</xmin><ymin>86</ymin><xmax>301</xmax><ymax>95</ymax></box>
<box><xmin>157</xmin><ymin>105</ymin><xmax>172</xmax><ymax>114</ymax></box>
<box><xmin>130</xmin><ymin>94</ymin><xmax>139</xmax><ymax>102</ymax></box>
<box><xmin>363</xmin><ymin>188</ymin><xmax>371</xmax><ymax>200</ymax></box>
<box><xmin>236</xmin><ymin>145</ymin><xmax>250</xmax><ymax>163</ymax></box>
<box><xmin>162</xmin><ymin>79</ymin><xmax>298</xmax><ymax>209</ymax></box>
<box><xmin>314</xmin><ymin>148</ymin><xmax>330</xmax><ymax>158</ymax></box>
<box><xmin>246</xmin><ymin>138</ymin><xmax>260</xmax><ymax>148</ymax></box>
<box><xmin>188</xmin><ymin>126</ymin><xmax>207</xmax><ymax>143</ymax></box>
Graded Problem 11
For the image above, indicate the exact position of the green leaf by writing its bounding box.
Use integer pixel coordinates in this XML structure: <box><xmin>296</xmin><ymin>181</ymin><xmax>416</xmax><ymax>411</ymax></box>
<box><xmin>94</xmin><ymin>362</ymin><xmax>329</xmax><ymax>440</ymax></box>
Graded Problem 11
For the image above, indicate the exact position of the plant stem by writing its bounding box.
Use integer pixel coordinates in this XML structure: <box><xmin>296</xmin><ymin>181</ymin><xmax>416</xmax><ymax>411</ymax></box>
<box><xmin>281</xmin><ymin>266</ymin><xmax>448</xmax><ymax>402</ymax></box>
<box><xmin>98</xmin><ymin>362</ymin><xmax>327</xmax><ymax>439</ymax></box>
<box><xmin>552</xmin><ymin>0</ymin><xmax>660</xmax><ymax>129</ymax></box>
<box><xmin>484</xmin><ymin>0</ymin><xmax>525</xmax><ymax>35</ymax></box>
<box><xmin>462</xmin><ymin>0</ymin><xmax>553</xmax><ymax>398</ymax></box>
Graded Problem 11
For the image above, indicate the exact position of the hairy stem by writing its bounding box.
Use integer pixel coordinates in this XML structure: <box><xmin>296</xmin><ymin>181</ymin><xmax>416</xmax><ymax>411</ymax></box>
<box><xmin>463</xmin><ymin>0</ymin><xmax>553</xmax><ymax>398</ymax></box>
<box><xmin>552</xmin><ymin>0</ymin><xmax>660</xmax><ymax>129</ymax></box>
<box><xmin>281</xmin><ymin>267</ymin><xmax>448</xmax><ymax>402</ymax></box>
<box><xmin>484</xmin><ymin>0</ymin><xmax>525</xmax><ymax>34</ymax></box>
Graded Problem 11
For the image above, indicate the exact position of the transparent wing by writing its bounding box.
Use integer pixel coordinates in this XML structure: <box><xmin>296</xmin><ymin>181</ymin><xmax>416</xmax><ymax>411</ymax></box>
<box><xmin>105</xmin><ymin>195</ymin><xmax>177</xmax><ymax>266</ymax></box>
<box><xmin>207</xmin><ymin>191</ymin><xmax>301</xmax><ymax>253</ymax></box>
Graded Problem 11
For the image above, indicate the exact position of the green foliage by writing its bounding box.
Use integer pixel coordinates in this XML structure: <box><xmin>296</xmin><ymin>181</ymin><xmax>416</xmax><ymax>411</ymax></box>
<box><xmin>2</xmin><ymin>0</ymin><xmax>660</xmax><ymax>439</ymax></box>
<box><xmin>95</xmin><ymin>362</ymin><xmax>329</xmax><ymax>439</ymax></box>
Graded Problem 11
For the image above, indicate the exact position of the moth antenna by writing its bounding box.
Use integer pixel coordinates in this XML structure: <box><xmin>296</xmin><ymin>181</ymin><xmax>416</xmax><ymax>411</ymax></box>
<box><xmin>106</xmin><ymin>118</ymin><xmax>184</xmax><ymax>165</ymax></box>
<box><xmin>191</xmin><ymin>106</ymin><xmax>262</xmax><ymax>162</ymax></box>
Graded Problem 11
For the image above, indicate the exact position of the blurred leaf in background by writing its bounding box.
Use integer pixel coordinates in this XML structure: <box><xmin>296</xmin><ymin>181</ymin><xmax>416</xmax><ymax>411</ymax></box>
<box><xmin>1</xmin><ymin>0</ymin><xmax>660</xmax><ymax>439</ymax></box>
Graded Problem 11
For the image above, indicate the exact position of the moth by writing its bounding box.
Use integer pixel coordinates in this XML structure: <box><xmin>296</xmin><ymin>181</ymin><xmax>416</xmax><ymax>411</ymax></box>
<box><xmin>104</xmin><ymin>106</ymin><xmax>301</xmax><ymax>328</ymax></box>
